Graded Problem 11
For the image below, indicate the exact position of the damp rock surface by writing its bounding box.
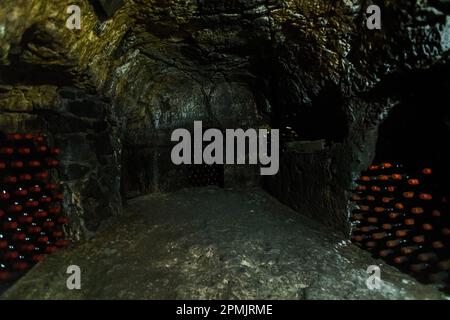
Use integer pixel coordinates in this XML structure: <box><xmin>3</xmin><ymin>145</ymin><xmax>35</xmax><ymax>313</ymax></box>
<box><xmin>1</xmin><ymin>188</ymin><xmax>446</xmax><ymax>300</ymax></box>
<box><xmin>2</xmin><ymin>1</ymin><xmax>450</xmax><ymax>235</ymax></box>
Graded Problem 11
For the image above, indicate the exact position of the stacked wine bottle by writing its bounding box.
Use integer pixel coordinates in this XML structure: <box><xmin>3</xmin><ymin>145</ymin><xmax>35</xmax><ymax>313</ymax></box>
<box><xmin>0</xmin><ymin>133</ymin><xmax>69</xmax><ymax>283</ymax></box>
<box><xmin>188</xmin><ymin>163</ymin><xmax>224</xmax><ymax>188</ymax></box>
<box><xmin>350</xmin><ymin>162</ymin><xmax>450</xmax><ymax>288</ymax></box>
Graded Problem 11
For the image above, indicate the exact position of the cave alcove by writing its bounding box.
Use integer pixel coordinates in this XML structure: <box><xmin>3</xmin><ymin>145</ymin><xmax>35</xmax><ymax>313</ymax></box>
<box><xmin>374</xmin><ymin>68</ymin><xmax>450</xmax><ymax>201</ymax></box>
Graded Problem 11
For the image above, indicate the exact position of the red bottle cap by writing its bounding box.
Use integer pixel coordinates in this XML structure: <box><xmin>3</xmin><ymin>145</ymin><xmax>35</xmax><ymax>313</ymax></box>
<box><xmin>3</xmin><ymin>221</ymin><xmax>19</xmax><ymax>229</ymax></box>
<box><xmin>419</xmin><ymin>193</ymin><xmax>432</xmax><ymax>200</ymax></box>
<box><xmin>433</xmin><ymin>241</ymin><xmax>445</xmax><ymax>249</ymax></box>
<box><xmin>11</xmin><ymin>161</ymin><xmax>24</xmax><ymax>169</ymax></box>
<box><xmin>19</xmin><ymin>173</ymin><xmax>32</xmax><ymax>181</ymax></box>
<box><xmin>27</xmin><ymin>226</ymin><xmax>42</xmax><ymax>234</ymax></box>
<box><xmin>382</xmin><ymin>197</ymin><xmax>393</xmax><ymax>203</ymax></box>
<box><xmin>51</xmin><ymin>148</ymin><xmax>61</xmax><ymax>155</ymax></box>
<box><xmin>12</xmin><ymin>233</ymin><xmax>26</xmax><ymax>241</ymax></box>
<box><xmin>45</xmin><ymin>183</ymin><xmax>57</xmax><ymax>190</ymax></box>
<box><xmin>0</xmin><ymin>271</ymin><xmax>11</xmax><ymax>281</ymax></box>
<box><xmin>34</xmin><ymin>210</ymin><xmax>48</xmax><ymax>218</ymax></box>
<box><xmin>53</xmin><ymin>231</ymin><xmax>64</xmax><ymax>238</ymax></box>
<box><xmin>31</xmin><ymin>255</ymin><xmax>45</xmax><ymax>263</ymax></box>
<box><xmin>394</xmin><ymin>203</ymin><xmax>405</xmax><ymax>210</ymax></box>
<box><xmin>54</xmin><ymin>193</ymin><xmax>64</xmax><ymax>201</ymax></box>
<box><xmin>0</xmin><ymin>240</ymin><xmax>7</xmax><ymax>249</ymax></box>
<box><xmin>46</xmin><ymin>159</ymin><xmax>59</xmax><ymax>167</ymax></box>
<box><xmin>396</xmin><ymin>230</ymin><xmax>409</xmax><ymax>237</ymax></box>
<box><xmin>389</xmin><ymin>213</ymin><xmax>399</xmax><ymax>219</ymax></box>
<box><xmin>36</xmin><ymin>145</ymin><xmax>48</xmax><ymax>153</ymax></box>
<box><xmin>25</xmin><ymin>200</ymin><xmax>39</xmax><ymax>207</ymax></box>
<box><xmin>56</xmin><ymin>239</ymin><xmax>69</xmax><ymax>248</ymax></box>
<box><xmin>400</xmin><ymin>247</ymin><xmax>415</xmax><ymax>255</ymax></box>
<box><xmin>413</xmin><ymin>235</ymin><xmax>425</xmax><ymax>243</ymax></box>
<box><xmin>3</xmin><ymin>176</ymin><xmax>17</xmax><ymax>184</ymax></box>
<box><xmin>7</xmin><ymin>133</ymin><xmax>23</xmax><ymax>141</ymax></box>
<box><xmin>8</xmin><ymin>204</ymin><xmax>23</xmax><ymax>213</ymax></box>
<box><xmin>29</xmin><ymin>185</ymin><xmax>42</xmax><ymax>193</ymax></box>
<box><xmin>0</xmin><ymin>191</ymin><xmax>10</xmax><ymax>201</ymax></box>
<box><xmin>39</xmin><ymin>196</ymin><xmax>52</xmax><ymax>203</ymax></box>
<box><xmin>12</xmin><ymin>262</ymin><xmax>29</xmax><ymax>271</ymax></box>
<box><xmin>403</xmin><ymin>191</ymin><xmax>415</xmax><ymax>199</ymax></box>
<box><xmin>35</xmin><ymin>172</ymin><xmax>49</xmax><ymax>180</ymax></box>
<box><xmin>432</xmin><ymin>210</ymin><xmax>442</xmax><ymax>217</ymax></box>
<box><xmin>43</xmin><ymin>221</ymin><xmax>55</xmax><ymax>229</ymax></box>
<box><xmin>4</xmin><ymin>251</ymin><xmax>19</xmax><ymax>260</ymax></box>
<box><xmin>57</xmin><ymin>216</ymin><xmax>69</xmax><ymax>225</ymax></box>
<box><xmin>37</xmin><ymin>236</ymin><xmax>49</xmax><ymax>243</ymax></box>
<box><xmin>45</xmin><ymin>246</ymin><xmax>57</xmax><ymax>254</ymax></box>
<box><xmin>387</xmin><ymin>186</ymin><xmax>397</xmax><ymax>192</ymax></box>
<box><xmin>411</xmin><ymin>207</ymin><xmax>424</xmax><ymax>214</ymax></box>
<box><xmin>0</xmin><ymin>147</ymin><xmax>14</xmax><ymax>154</ymax></box>
<box><xmin>379</xmin><ymin>250</ymin><xmax>393</xmax><ymax>257</ymax></box>
<box><xmin>15</xmin><ymin>188</ymin><xmax>28</xmax><ymax>196</ymax></box>
<box><xmin>49</xmin><ymin>206</ymin><xmax>62</xmax><ymax>215</ymax></box>
<box><xmin>394</xmin><ymin>256</ymin><xmax>408</xmax><ymax>264</ymax></box>
<box><xmin>18</xmin><ymin>147</ymin><xmax>31</xmax><ymax>155</ymax></box>
<box><xmin>18</xmin><ymin>216</ymin><xmax>33</xmax><ymax>224</ymax></box>
<box><xmin>28</xmin><ymin>160</ymin><xmax>41</xmax><ymax>168</ymax></box>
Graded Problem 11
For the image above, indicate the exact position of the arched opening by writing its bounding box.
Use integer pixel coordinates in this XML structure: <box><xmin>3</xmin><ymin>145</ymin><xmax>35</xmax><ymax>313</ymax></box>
<box><xmin>375</xmin><ymin>79</ymin><xmax>450</xmax><ymax>200</ymax></box>
<box><xmin>350</xmin><ymin>72</ymin><xmax>450</xmax><ymax>286</ymax></box>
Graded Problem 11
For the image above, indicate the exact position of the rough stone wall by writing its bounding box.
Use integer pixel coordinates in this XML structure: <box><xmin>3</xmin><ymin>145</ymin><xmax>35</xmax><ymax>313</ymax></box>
<box><xmin>0</xmin><ymin>84</ymin><xmax>121</xmax><ymax>240</ymax></box>
<box><xmin>261</xmin><ymin>0</ymin><xmax>450</xmax><ymax>233</ymax></box>
<box><xmin>1</xmin><ymin>0</ymin><xmax>450</xmax><ymax>236</ymax></box>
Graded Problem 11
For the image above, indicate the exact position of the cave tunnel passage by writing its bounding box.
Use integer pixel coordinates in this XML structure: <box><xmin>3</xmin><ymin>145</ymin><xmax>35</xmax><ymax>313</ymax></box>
<box><xmin>3</xmin><ymin>0</ymin><xmax>450</xmax><ymax>301</ymax></box>
<box><xmin>2</xmin><ymin>187</ymin><xmax>445</xmax><ymax>299</ymax></box>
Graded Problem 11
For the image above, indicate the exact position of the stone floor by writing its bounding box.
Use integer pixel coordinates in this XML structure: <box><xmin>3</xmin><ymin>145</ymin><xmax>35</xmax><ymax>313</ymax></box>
<box><xmin>1</xmin><ymin>187</ymin><xmax>448</xmax><ymax>299</ymax></box>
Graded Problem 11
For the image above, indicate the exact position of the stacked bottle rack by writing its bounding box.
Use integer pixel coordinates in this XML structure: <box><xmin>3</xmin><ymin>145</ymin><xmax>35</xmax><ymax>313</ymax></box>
<box><xmin>350</xmin><ymin>162</ymin><xmax>450</xmax><ymax>289</ymax></box>
<box><xmin>0</xmin><ymin>133</ymin><xmax>69</xmax><ymax>283</ymax></box>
